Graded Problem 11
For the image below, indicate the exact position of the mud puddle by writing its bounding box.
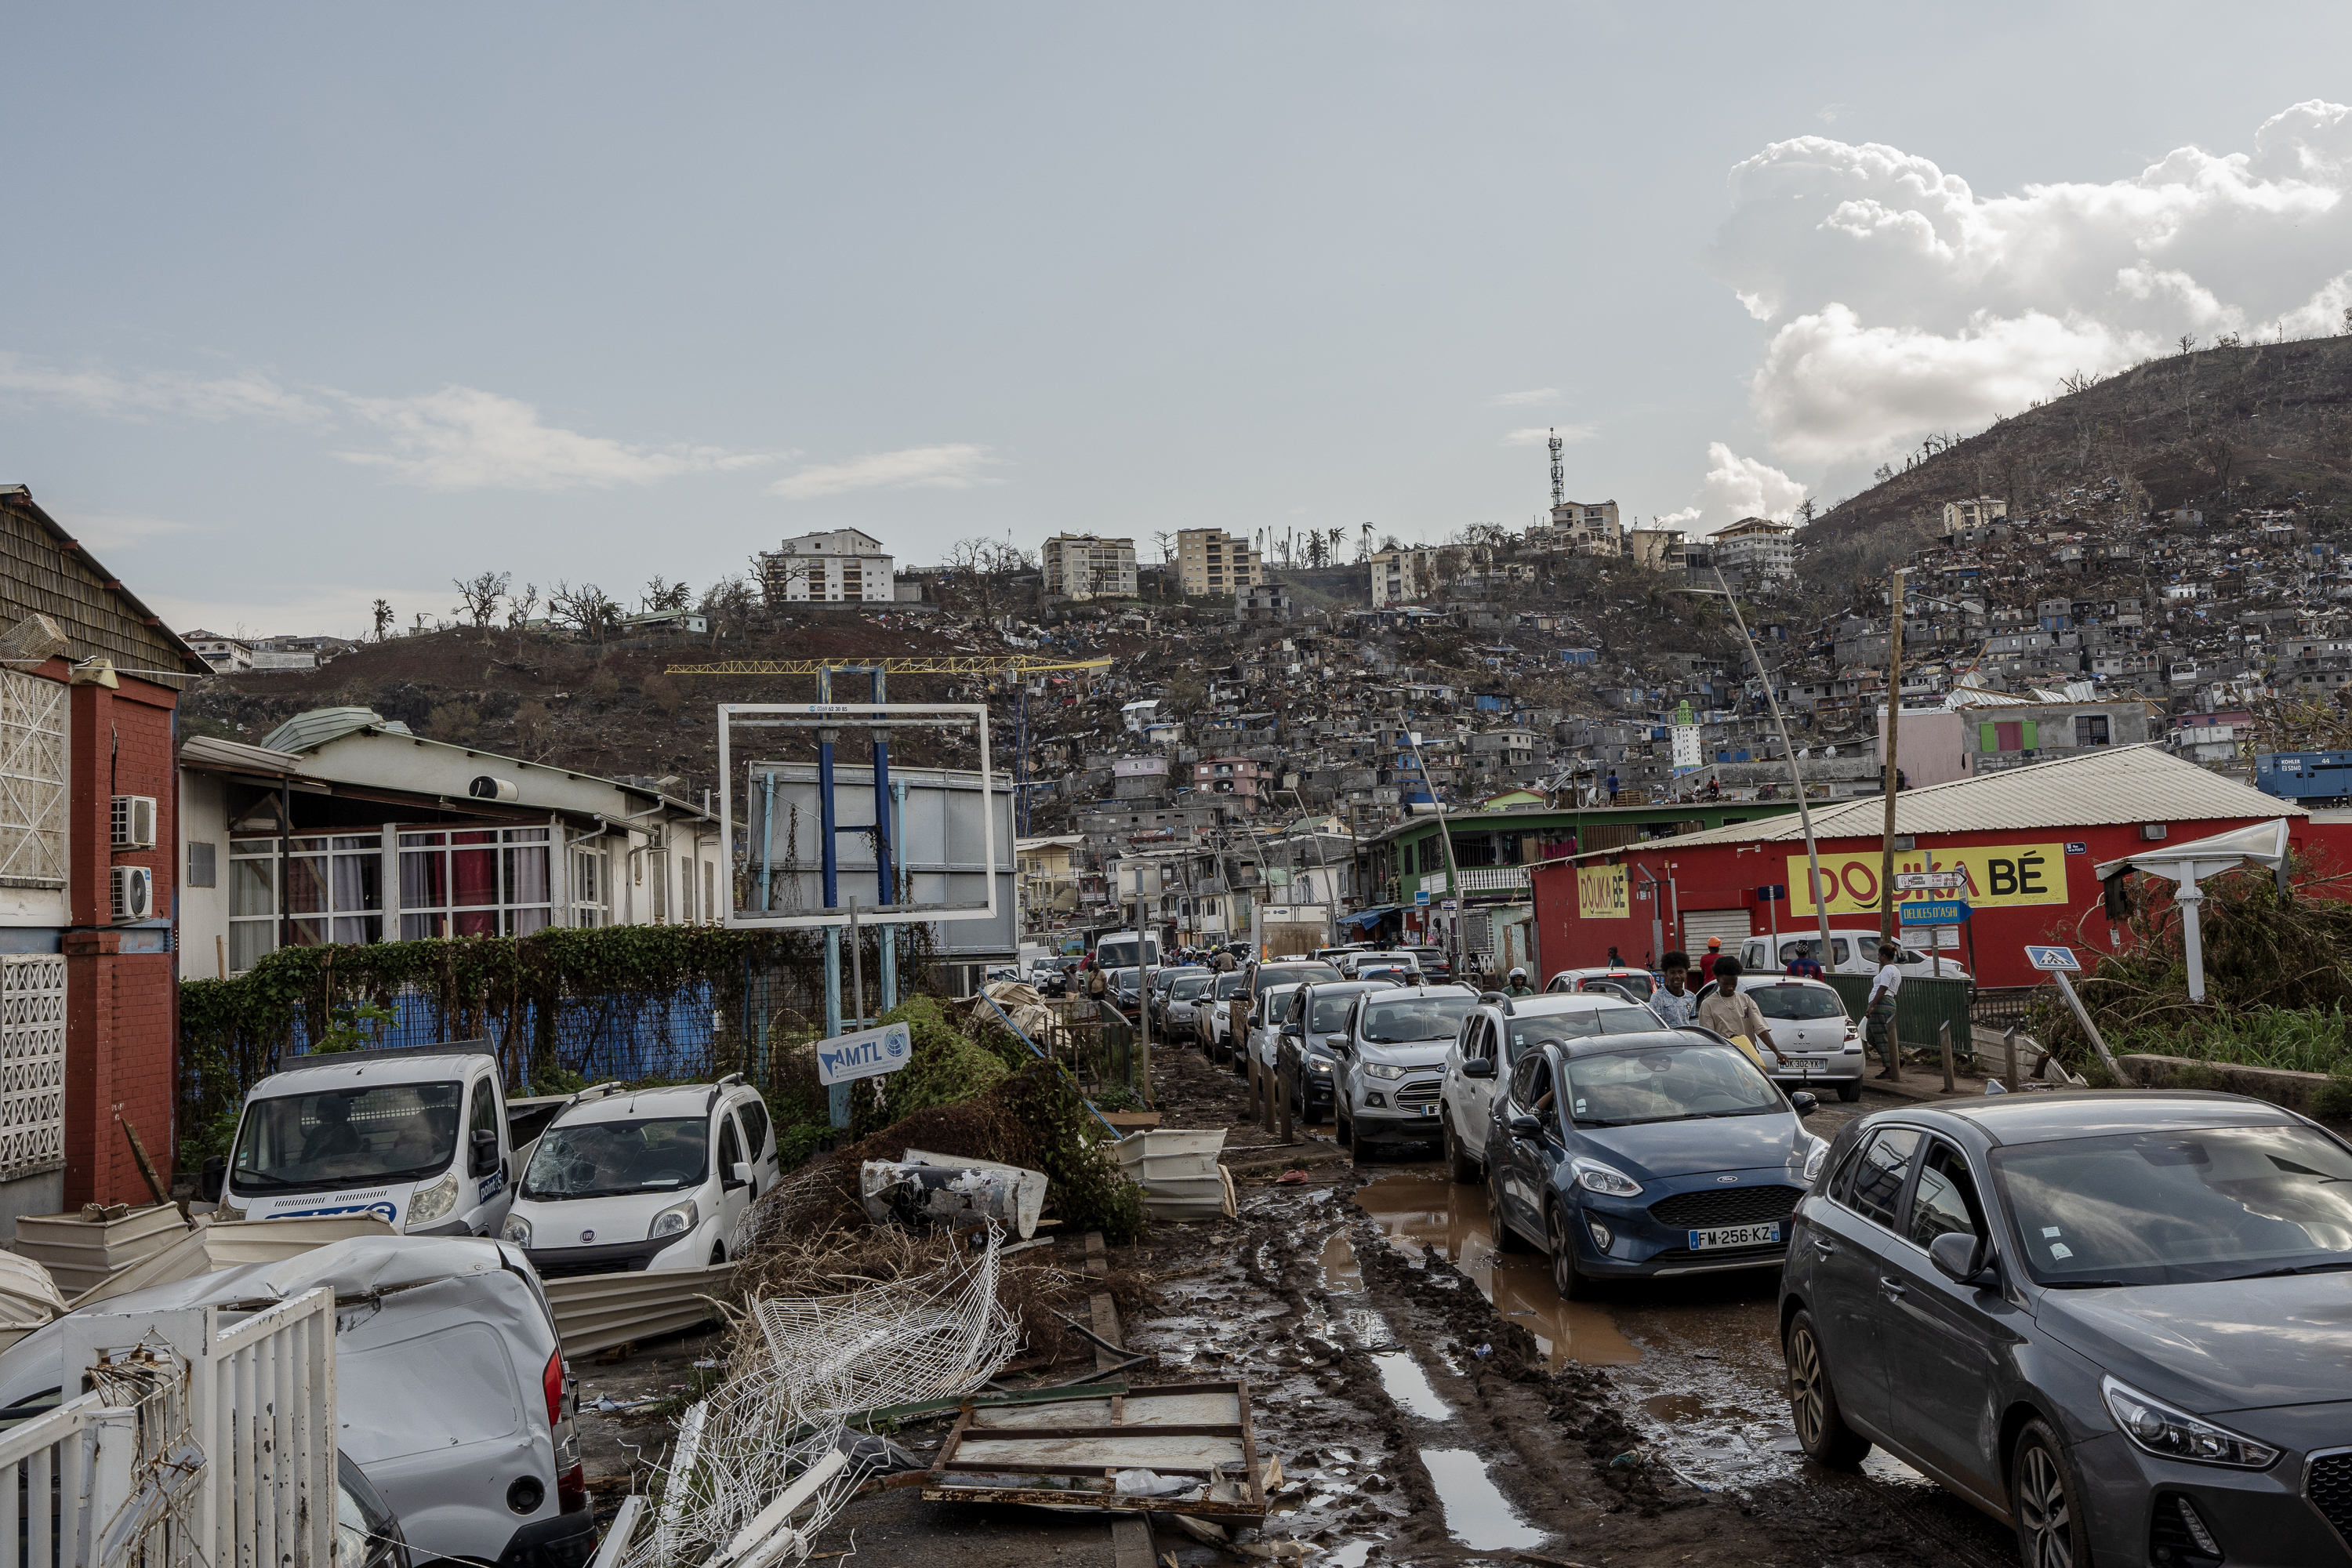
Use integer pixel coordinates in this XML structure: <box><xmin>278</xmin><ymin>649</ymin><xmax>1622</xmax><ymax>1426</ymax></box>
<box><xmin>1352</xmin><ymin>1169</ymin><xmax>1642</xmax><ymax>1367</ymax></box>
<box><xmin>1417</xmin><ymin>1447</ymin><xmax>1548</xmax><ymax>1552</ymax></box>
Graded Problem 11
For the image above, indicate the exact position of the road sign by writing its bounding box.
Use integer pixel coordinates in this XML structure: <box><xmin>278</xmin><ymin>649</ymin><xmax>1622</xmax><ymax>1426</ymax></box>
<box><xmin>1901</xmin><ymin>900</ymin><xmax>1971</xmax><ymax>925</ymax></box>
<box><xmin>1893</xmin><ymin>871</ymin><xmax>1965</xmax><ymax>891</ymax></box>
<box><xmin>1756</xmin><ymin>884</ymin><xmax>1788</xmax><ymax>902</ymax></box>
<box><xmin>1414</xmin><ymin>888</ymin><xmax>1432</xmax><ymax>906</ymax></box>
<box><xmin>815</xmin><ymin>1021</ymin><xmax>914</xmax><ymax>1086</ymax></box>
<box><xmin>2026</xmin><ymin>945</ymin><xmax>2081</xmax><ymax>972</ymax></box>
<box><xmin>1439</xmin><ymin>900</ymin><xmax>1458</xmax><ymax>912</ymax></box>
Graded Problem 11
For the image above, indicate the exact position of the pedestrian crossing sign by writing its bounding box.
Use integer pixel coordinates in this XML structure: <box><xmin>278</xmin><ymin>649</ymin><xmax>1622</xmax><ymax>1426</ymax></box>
<box><xmin>2025</xmin><ymin>946</ymin><xmax>2080</xmax><ymax>971</ymax></box>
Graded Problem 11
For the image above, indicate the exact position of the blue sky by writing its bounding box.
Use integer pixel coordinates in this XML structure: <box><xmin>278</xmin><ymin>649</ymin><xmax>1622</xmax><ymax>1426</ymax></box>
<box><xmin>5</xmin><ymin>4</ymin><xmax>2350</xmax><ymax>637</ymax></box>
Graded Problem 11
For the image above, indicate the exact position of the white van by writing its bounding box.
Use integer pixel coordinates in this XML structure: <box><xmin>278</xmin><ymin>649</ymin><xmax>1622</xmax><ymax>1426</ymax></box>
<box><xmin>1093</xmin><ymin>930</ymin><xmax>1160</xmax><ymax>970</ymax></box>
<box><xmin>209</xmin><ymin>1044</ymin><xmax>520</xmax><ymax>1237</ymax></box>
<box><xmin>1739</xmin><ymin>931</ymin><xmax>1971</xmax><ymax>982</ymax></box>
<box><xmin>501</xmin><ymin>1078</ymin><xmax>779</xmax><ymax>1275</ymax></box>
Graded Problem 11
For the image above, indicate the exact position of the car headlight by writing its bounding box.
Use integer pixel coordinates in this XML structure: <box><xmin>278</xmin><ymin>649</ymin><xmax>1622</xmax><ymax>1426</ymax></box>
<box><xmin>408</xmin><ymin>1170</ymin><xmax>459</xmax><ymax>1225</ymax></box>
<box><xmin>1801</xmin><ymin>1138</ymin><xmax>1830</xmax><ymax>1183</ymax></box>
<box><xmin>1570</xmin><ymin>1156</ymin><xmax>1642</xmax><ymax>1198</ymax></box>
<box><xmin>1308</xmin><ymin>1058</ymin><xmax>1333</xmax><ymax>1074</ymax></box>
<box><xmin>2101</xmin><ymin>1376</ymin><xmax>2279</xmax><ymax>1469</ymax></box>
<box><xmin>649</xmin><ymin>1198</ymin><xmax>700</xmax><ymax>1240</ymax></box>
<box><xmin>502</xmin><ymin>1214</ymin><xmax>533</xmax><ymax>1247</ymax></box>
<box><xmin>1363</xmin><ymin>1062</ymin><xmax>1406</xmax><ymax>1080</ymax></box>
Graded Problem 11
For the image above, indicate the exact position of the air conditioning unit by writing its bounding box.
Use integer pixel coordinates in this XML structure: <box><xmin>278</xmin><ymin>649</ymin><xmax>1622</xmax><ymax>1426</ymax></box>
<box><xmin>111</xmin><ymin>865</ymin><xmax>154</xmax><ymax>923</ymax></box>
<box><xmin>111</xmin><ymin>795</ymin><xmax>157</xmax><ymax>849</ymax></box>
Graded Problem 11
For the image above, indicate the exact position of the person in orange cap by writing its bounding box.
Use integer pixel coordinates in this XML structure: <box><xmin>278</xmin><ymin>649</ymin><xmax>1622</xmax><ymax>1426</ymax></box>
<box><xmin>1697</xmin><ymin>935</ymin><xmax>1724</xmax><ymax>983</ymax></box>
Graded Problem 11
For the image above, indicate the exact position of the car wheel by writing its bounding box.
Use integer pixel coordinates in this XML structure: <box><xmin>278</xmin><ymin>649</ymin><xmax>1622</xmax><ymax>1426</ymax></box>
<box><xmin>710</xmin><ymin>1242</ymin><xmax>727</xmax><ymax>1266</ymax></box>
<box><xmin>1545</xmin><ymin>1203</ymin><xmax>1588</xmax><ymax>1299</ymax></box>
<box><xmin>1838</xmin><ymin>1080</ymin><xmax>1863</xmax><ymax>1103</ymax></box>
<box><xmin>2011</xmin><ymin>1419</ymin><xmax>2089</xmax><ymax>1568</ymax></box>
<box><xmin>1487</xmin><ymin>1167</ymin><xmax>1530</xmax><ymax>1252</ymax></box>
<box><xmin>1784</xmin><ymin>1309</ymin><xmax>1870</xmax><ymax>1468</ymax></box>
<box><xmin>1443</xmin><ymin>1116</ymin><xmax>1480</xmax><ymax>1184</ymax></box>
<box><xmin>1349</xmin><ymin>1132</ymin><xmax>1371</xmax><ymax>1168</ymax></box>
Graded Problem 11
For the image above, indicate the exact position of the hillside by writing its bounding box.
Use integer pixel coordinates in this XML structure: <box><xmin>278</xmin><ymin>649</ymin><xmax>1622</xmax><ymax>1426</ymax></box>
<box><xmin>1797</xmin><ymin>333</ymin><xmax>2352</xmax><ymax>593</ymax></box>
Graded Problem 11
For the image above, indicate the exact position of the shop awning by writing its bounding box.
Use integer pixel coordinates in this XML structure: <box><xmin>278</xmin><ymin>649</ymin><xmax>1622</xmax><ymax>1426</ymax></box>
<box><xmin>1341</xmin><ymin>906</ymin><xmax>1401</xmax><ymax>931</ymax></box>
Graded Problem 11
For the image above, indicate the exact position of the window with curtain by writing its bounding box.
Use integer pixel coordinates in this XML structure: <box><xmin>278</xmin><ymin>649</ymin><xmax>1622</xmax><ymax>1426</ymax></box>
<box><xmin>228</xmin><ymin>834</ymin><xmax>383</xmax><ymax>971</ymax></box>
<box><xmin>397</xmin><ymin>828</ymin><xmax>553</xmax><ymax>938</ymax></box>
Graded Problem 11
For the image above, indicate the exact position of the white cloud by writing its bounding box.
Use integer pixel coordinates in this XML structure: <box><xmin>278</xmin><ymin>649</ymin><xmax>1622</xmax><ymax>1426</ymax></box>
<box><xmin>1489</xmin><ymin>387</ymin><xmax>1561</xmax><ymax>406</ymax></box>
<box><xmin>337</xmin><ymin>386</ymin><xmax>777</xmax><ymax>492</ymax></box>
<box><xmin>0</xmin><ymin>353</ymin><xmax>325</xmax><ymax>423</ymax></box>
<box><xmin>1675</xmin><ymin>441</ymin><xmax>1809</xmax><ymax>534</ymax></box>
<box><xmin>1707</xmin><ymin>99</ymin><xmax>2352</xmax><ymax>465</ymax></box>
<box><xmin>1816</xmin><ymin>103</ymin><xmax>1854</xmax><ymax>125</ymax></box>
<box><xmin>1502</xmin><ymin>423</ymin><xmax>1598</xmax><ymax>447</ymax></box>
<box><xmin>768</xmin><ymin>443</ymin><xmax>1001</xmax><ymax>501</ymax></box>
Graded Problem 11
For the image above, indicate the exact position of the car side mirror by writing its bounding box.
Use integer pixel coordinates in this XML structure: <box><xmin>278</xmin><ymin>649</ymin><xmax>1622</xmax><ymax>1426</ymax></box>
<box><xmin>1929</xmin><ymin>1231</ymin><xmax>1991</xmax><ymax>1286</ymax></box>
<box><xmin>1462</xmin><ymin>1058</ymin><xmax>1495</xmax><ymax>1079</ymax></box>
<box><xmin>1508</xmin><ymin>1115</ymin><xmax>1544</xmax><ymax>1138</ymax></box>
<box><xmin>469</xmin><ymin>1127</ymin><xmax>499</xmax><ymax>1177</ymax></box>
<box><xmin>730</xmin><ymin>1161</ymin><xmax>753</xmax><ymax>1189</ymax></box>
<box><xmin>1281</xmin><ymin>1023</ymin><xmax>1301</xmax><ymax>1036</ymax></box>
<box><xmin>201</xmin><ymin>1156</ymin><xmax>226</xmax><ymax>1203</ymax></box>
<box><xmin>1788</xmin><ymin>1091</ymin><xmax>1819</xmax><ymax>1116</ymax></box>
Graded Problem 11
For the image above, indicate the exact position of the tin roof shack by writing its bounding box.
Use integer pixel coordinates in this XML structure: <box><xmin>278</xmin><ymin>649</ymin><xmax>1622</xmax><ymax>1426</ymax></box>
<box><xmin>1529</xmin><ymin>746</ymin><xmax>2325</xmax><ymax>986</ymax></box>
<box><xmin>177</xmin><ymin>707</ymin><xmax>721</xmax><ymax>978</ymax></box>
<box><xmin>0</xmin><ymin>487</ymin><xmax>212</xmax><ymax>1221</ymax></box>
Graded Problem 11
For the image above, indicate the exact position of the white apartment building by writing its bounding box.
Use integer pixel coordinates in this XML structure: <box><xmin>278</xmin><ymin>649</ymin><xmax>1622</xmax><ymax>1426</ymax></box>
<box><xmin>183</xmin><ymin>630</ymin><xmax>254</xmax><ymax>673</ymax></box>
<box><xmin>1369</xmin><ymin>547</ymin><xmax>1432</xmax><ymax>606</ymax></box>
<box><xmin>1041</xmin><ymin>534</ymin><xmax>1138</xmax><ymax>601</ymax></box>
<box><xmin>1174</xmin><ymin>529</ymin><xmax>1259</xmax><ymax>597</ymax></box>
<box><xmin>1626</xmin><ymin>528</ymin><xmax>1686</xmax><ymax>573</ymax></box>
<box><xmin>1941</xmin><ymin>497</ymin><xmax>2009</xmax><ymax>531</ymax></box>
<box><xmin>761</xmin><ymin>528</ymin><xmax>895</xmax><ymax>604</ymax></box>
<box><xmin>1527</xmin><ymin>499</ymin><xmax>1622</xmax><ymax>554</ymax></box>
<box><xmin>1710</xmin><ymin>517</ymin><xmax>1796</xmax><ymax>585</ymax></box>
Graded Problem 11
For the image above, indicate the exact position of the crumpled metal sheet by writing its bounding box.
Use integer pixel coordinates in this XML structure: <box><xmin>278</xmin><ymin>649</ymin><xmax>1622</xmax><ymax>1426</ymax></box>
<box><xmin>858</xmin><ymin>1161</ymin><xmax>1046</xmax><ymax>1238</ymax></box>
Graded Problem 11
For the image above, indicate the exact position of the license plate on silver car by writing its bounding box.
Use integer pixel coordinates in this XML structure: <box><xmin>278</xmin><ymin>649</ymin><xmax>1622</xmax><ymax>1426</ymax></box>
<box><xmin>1782</xmin><ymin>1058</ymin><xmax>1827</xmax><ymax>1071</ymax></box>
<box><xmin>1689</xmin><ymin>1221</ymin><xmax>1781</xmax><ymax>1250</ymax></box>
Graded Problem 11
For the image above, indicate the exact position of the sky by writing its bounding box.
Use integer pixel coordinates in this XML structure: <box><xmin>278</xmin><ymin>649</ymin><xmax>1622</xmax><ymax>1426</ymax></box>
<box><xmin>5</xmin><ymin>3</ymin><xmax>2352</xmax><ymax>639</ymax></box>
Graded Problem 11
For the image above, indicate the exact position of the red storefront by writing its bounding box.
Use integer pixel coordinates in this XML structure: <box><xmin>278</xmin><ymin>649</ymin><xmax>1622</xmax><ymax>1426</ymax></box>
<box><xmin>1530</xmin><ymin>747</ymin><xmax>2346</xmax><ymax>989</ymax></box>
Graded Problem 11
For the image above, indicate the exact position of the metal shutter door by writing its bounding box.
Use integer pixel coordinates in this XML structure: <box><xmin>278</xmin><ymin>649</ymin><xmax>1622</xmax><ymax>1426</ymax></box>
<box><xmin>1681</xmin><ymin>908</ymin><xmax>1751</xmax><ymax>951</ymax></box>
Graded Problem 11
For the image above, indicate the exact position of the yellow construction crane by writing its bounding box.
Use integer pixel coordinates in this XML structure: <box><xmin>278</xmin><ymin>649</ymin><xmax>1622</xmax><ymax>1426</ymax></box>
<box><xmin>663</xmin><ymin>655</ymin><xmax>1112</xmax><ymax>680</ymax></box>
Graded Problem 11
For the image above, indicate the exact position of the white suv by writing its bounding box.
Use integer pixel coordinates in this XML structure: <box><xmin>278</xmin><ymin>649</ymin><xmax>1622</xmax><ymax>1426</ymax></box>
<box><xmin>503</xmin><ymin>1076</ymin><xmax>779</xmax><ymax>1275</ymax></box>
<box><xmin>1436</xmin><ymin>991</ymin><xmax>1661</xmax><ymax>1184</ymax></box>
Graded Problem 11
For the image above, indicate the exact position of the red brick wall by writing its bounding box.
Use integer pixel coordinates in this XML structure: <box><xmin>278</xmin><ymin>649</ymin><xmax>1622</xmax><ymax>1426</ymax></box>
<box><xmin>63</xmin><ymin>673</ymin><xmax>180</xmax><ymax>1206</ymax></box>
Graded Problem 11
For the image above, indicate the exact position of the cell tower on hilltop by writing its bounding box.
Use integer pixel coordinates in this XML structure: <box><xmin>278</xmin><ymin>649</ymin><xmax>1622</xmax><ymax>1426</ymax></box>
<box><xmin>1548</xmin><ymin>428</ymin><xmax>1565</xmax><ymax>507</ymax></box>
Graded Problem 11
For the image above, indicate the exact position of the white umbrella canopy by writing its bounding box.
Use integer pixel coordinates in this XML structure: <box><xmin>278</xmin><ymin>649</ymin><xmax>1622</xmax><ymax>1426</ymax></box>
<box><xmin>2093</xmin><ymin>818</ymin><xmax>2294</xmax><ymax>1002</ymax></box>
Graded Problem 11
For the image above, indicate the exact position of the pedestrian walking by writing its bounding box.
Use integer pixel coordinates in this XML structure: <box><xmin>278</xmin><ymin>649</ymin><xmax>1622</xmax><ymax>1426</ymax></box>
<box><xmin>1693</xmin><ymin>957</ymin><xmax>1787</xmax><ymax>1067</ymax></box>
<box><xmin>1866</xmin><ymin>942</ymin><xmax>1904</xmax><ymax>1080</ymax></box>
<box><xmin>1697</xmin><ymin>936</ymin><xmax>1724</xmax><ymax>982</ymax></box>
<box><xmin>1650</xmin><ymin>950</ymin><xmax>1697</xmax><ymax>1028</ymax></box>
<box><xmin>1784</xmin><ymin>941</ymin><xmax>1824</xmax><ymax>979</ymax></box>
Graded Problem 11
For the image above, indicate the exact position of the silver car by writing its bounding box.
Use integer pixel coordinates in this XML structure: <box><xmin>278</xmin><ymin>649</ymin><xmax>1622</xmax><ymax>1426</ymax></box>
<box><xmin>1336</xmin><ymin>984</ymin><xmax>1481</xmax><ymax>1163</ymax></box>
<box><xmin>1737</xmin><ymin>975</ymin><xmax>1867</xmax><ymax>1103</ymax></box>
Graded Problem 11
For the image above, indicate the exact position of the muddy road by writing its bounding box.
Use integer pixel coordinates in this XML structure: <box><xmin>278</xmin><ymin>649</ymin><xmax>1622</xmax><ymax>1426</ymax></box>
<box><xmin>1125</xmin><ymin>1044</ymin><xmax>2024</xmax><ymax>1566</ymax></box>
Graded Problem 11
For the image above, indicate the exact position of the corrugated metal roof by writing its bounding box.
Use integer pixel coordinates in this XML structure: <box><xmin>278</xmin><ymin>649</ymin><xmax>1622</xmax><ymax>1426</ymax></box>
<box><xmin>179</xmin><ymin>735</ymin><xmax>306</xmax><ymax>775</ymax></box>
<box><xmin>257</xmin><ymin>707</ymin><xmax>411</xmax><ymax>753</ymax></box>
<box><xmin>1626</xmin><ymin>745</ymin><xmax>2302</xmax><ymax>854</ymax></box>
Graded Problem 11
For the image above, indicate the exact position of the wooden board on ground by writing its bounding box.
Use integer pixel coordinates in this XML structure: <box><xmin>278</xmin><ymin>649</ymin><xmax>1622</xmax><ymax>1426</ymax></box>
<box><xmin>921</xmin><ymin>1379</ymin><xmax>1270</xmax><ymax>1523</ymax></box>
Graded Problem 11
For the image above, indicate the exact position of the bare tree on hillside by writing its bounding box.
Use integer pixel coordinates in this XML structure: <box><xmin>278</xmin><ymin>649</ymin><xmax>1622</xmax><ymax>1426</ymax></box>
<box><xmin>698</xmin><ymin>574</ymin><xmax>755</xmax><ymax>648</ymax></box>
<box><xmin>549</xmin><ymin>581</ymin><xmax>617</xmax><ymax>644</ymax></box>
<box><xmin>642</xmin><ymin>575</ymin><xmax>693</xmax><ymax>612</ymax></box>
<box><xmin>506</xmin><ymin>583</ymin><xmax>541</xmax><ymax>630</ymax></box>
<box><xmin>453</xmin><ymin>571</ymin><xmax>510</xmax><ymax>634</ymax></box>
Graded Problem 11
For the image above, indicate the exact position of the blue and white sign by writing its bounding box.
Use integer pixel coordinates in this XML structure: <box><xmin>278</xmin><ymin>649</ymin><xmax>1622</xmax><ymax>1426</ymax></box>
<box><xmin>816</xmin><ymin>1021</ymin><xmax>914</xmax><ymax>1087</ymax></box>
<box><xmin>2026</xmin><ymin>945</ymin><xmax>2081</xmax><ymax>972</ymax></box>
<box><xmin>1902</xmin><ymin>900</ymin><xmax>1971</xmax><ymax>925</ymax></box>
<box><xmin>1414</xmin><ymin>889</ymin><xmax>1432</xmax><ymax>906</ymax></box>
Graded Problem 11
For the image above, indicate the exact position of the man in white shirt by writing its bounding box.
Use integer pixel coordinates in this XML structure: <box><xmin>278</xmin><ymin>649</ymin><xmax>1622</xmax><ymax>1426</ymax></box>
<box><xmin>1650</xmin><ymin>950</ymin><xmax>1698</xmax><ymax>1029</ymax></box>
<box><xmin>1865</xmin><ymin>942</ymin><xmax>1904</xmax><ymax>1081</ymax></box>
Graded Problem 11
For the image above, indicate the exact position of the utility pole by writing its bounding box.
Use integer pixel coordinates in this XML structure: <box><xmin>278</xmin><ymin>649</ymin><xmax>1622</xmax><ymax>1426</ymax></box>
<box><xmin>1711</xmin><ymin>565</ymin><xmax>1834</xmax><ymax>963</ymax></box>
<box><xmin>1406</xmin><ymin>731</ymin><xmax>1466</xmax><ymax>981</ymax></box>
<box><xmin>1880</xmin><ymin>568</ymin><xmax>1907</xmax><ymax>945</ymax></box>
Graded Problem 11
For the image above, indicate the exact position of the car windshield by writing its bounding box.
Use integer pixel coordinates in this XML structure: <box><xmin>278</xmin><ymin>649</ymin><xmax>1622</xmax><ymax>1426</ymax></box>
<box><xmin>1214</xmin><ymin>973</ymin><xmax>1248</xmax><ymax>997</ymax></box>
<box><xmin>1992</xmin><ymin>1125</ymin><xmax>2352</xmax><ymax>1287</ymax></box>
<box><xmin>1260</xmin><ymin>985</ymin><xmax>1301</xmax><ymax>1020</ymax></box>
<box><xmin>1111</xmin><ymin>968</ymin><xmax>1140</xmax><ymax>989</ymax></box>
<box><xmin>1748</xmin><ymin>984</ymin><xmax>1848</xmax><ymax>1020</ymax></box>
<box><xmin>1171</xmin><ymin>974</ymin><xmax>1213</xmax><ymax>999</ymax></box>
<box><xmin>1564</xmin><ymin>1044</ymin><xmax>1784</xmax><ymax>1127</ymax></box>
<box><xmin>1258</xmin><ymin>964</ymin><xmax>1339</xmax><ymax>994</ymax></box>
<box><xmin>1362</xmin><ymin>996</ymin><xmax>1476</xmax><ymax>1044</ymax></box>
<box><xmin>1308</xmin><ymin>993</ymin><xmax>1364</xmax><ymax>1032</ymax></box>
<box><xmin>1505</xmin><ymin>1009</ymin><xmax>1660</xmax><ymax>1058</ymax></box>
<box><xmin>230</xmin><ymin>1082</ymin><xmax>463</xmax><ymax>1191</ymax></box>
<box><xmin>522</xmin><ymin>1117</ymin><xmax>710</xmax><ymax>1200</ymax></box>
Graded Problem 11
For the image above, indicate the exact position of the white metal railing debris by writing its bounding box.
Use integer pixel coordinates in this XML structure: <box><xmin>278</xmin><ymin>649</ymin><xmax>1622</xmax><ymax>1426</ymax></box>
<box><xmin>2</xmin><ymin>1285</ymin><xmax>339</xmax><ymax>1568</ymax></box>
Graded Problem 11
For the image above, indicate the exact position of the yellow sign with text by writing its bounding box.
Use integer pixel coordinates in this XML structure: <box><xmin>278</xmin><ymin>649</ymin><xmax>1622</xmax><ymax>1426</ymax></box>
<box><xmin>1786</xmin><ymin>842</ymin><xmax>2071</xmax><ymax>916</ymax></box>
<box><xmin>1577</xmin><ymin>865</ymin><xmax>1630</xmax><ymax>920</ymax></box>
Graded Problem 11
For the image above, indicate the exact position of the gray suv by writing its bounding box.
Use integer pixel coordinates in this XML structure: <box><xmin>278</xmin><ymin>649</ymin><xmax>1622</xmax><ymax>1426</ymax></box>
<box><xmin>1334</xmin><ymin>983</ymin><xmax>1480</xmax><ymax>1164</ymax></box>
<box><xmin>1274</xmin><ymin>979</ymin><xmax>1396</xmax><ymax>1123</ymax></box>
<box><xmin>1784</xmin><ymin>1091</ymin><xmax>2352</xmax><ymax>1566</ymax></box>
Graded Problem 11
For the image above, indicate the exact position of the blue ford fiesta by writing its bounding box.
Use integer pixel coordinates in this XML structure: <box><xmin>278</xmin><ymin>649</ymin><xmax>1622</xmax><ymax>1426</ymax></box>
<box><xmin>1480</xmin><ymin>1028</ymin><xmax>1828</xmax><ymax>1296</ymax></box>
